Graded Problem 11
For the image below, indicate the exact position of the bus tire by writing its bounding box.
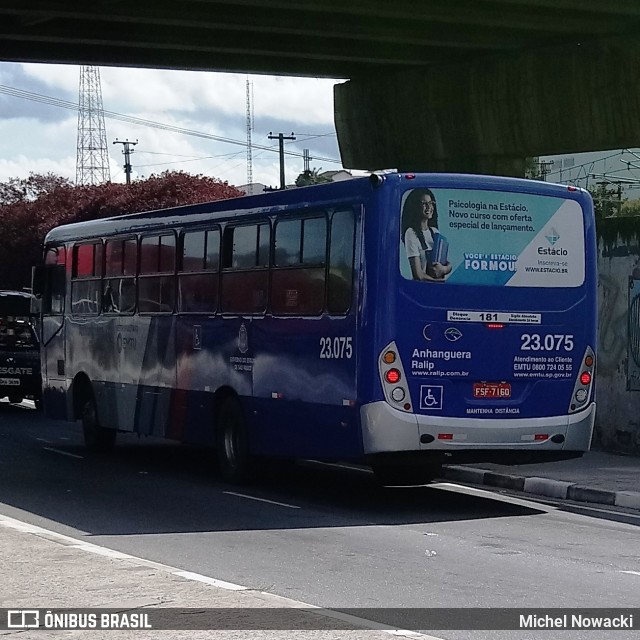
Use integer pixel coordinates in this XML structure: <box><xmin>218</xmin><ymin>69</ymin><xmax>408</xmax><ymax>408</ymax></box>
<box><xmin>371</xmin><ymin>463</ymin><xmax>441</xmax><ymax>487</ymax></box>
<box><xmin>82</xmin><ymin>396</ymin><xmax>116</xmax><ymax>453</ymax></box>
<box><xmin>216</xmin><ymin>397</ymin><xmax>254</xmax><ymax>484</ymax></box>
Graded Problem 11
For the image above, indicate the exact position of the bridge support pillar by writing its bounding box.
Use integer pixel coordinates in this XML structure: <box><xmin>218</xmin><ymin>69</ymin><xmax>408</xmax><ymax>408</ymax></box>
<box><xmin>334</xmin><ymin>40</ymin><xmax>640</xmax><ymax>177</ymax></box>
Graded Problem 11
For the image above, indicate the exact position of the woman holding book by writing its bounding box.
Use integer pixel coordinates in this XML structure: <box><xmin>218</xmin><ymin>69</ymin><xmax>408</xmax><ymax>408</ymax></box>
<box><xmin>401</xmin><ymin>188</ymin><xmax>452</xmax><ymax>281</ymax></box>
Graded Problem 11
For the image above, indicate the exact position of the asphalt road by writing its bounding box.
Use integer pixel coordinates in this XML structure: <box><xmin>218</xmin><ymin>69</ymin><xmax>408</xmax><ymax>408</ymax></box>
<box><xmin>1</xmin><ymin>401</ymin><xmax>639</xmax><ymax>640</ymax></box>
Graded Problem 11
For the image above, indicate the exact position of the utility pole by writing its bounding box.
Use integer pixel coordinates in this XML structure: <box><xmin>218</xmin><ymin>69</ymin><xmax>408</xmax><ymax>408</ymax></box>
<box><xmin>538</xmin><ymin>160</ymin><xmax>554</xmax><ymax>181</ymax></box>
<box><xmin>268</xmin><ymin>131</ymin><xmax>296</xmax><ymax>189</ymax></box>
<box><xmin>113</xmin><ymin>138</ymin><xmax>138</xmax><ymax>185</ymax></box>
<box><xmin>303</xmin><ymin>149</ymin><xmax>311</xmax><ymax>173</ymax></box>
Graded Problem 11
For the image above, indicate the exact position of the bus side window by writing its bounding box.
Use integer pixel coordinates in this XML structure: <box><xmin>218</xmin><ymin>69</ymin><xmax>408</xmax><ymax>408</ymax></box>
<box><xmin>71</xmin><ymin>242</ymin><xmax>102</xmax><ymax>315</ymax></box>
<box><xmin>271</xmin><ymin>215</ymin><xmax>326</xmax><ymax>316</ymax></box>
<box><xmin>178</xmin><ymin>228</ymin><xmax>219</xmax><ymax>313</ymax></box>
<box><xmin>104</xmin><ymin>238</ymin><xmax>137</xmax><ymax>314</ymax></box>
<box><xmin>221</xmin><ymin>223</ymin><xmax>269</xmax><ymax>314</ymax></box>
<box><xmin>327</xmin><ymin>209</ymin><xmax>355</xmax><ymax>315</ymax></box>
<box><xmin>138</xmin><ymin>233</ymin><xmax>176</xmax><ymax>313</ymax></box>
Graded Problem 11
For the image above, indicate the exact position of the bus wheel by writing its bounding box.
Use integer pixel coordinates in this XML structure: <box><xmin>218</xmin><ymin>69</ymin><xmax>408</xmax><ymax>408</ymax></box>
<box><xmin>216</xmin><ymin>397</ymin><xmax>254</xmax><ymax>483</ymax></box>
<box><xmin>82</xmin><ymin>396</ymin><xmax>116</xmax><ymax>453</ymax></box>
<box><xmin>371</xmin><ymin>463</ymin><xmax>441</xmax><ymax>487</ymax></box>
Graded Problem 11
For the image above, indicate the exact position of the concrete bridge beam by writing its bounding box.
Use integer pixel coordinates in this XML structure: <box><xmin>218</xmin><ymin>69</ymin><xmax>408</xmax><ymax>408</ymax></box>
<box><xmin>334</xmin><ymin>40</ymin><xmax>640</xmax><ymax>177</ymax></box>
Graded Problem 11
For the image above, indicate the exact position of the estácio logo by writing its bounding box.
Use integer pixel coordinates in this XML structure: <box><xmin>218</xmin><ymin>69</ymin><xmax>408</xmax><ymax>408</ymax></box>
<box><xmin>538</xmin><ymin>227</ymin><xmax>568</xmax><ymax>255</ymax></box>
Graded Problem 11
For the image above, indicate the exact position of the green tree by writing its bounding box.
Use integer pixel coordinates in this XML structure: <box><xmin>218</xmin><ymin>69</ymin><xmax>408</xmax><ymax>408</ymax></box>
<box><xmin>295</xmin><ymin>168</ymin><xmax>331</xmax><ymax>187</ymax></box>
<box><xmin>588</xmin><ymin>183</ymin><xmax>624</xmax><ymax>220</ymax></box>
<box><xmin>620</xmin><ymin>197</ymin><xmax>640</xmax><ymax>217</ymax></box>
<box><xmin>524</xmin><ymin>157</ymin><xmax>542</xmax><ymax>180</ymax></box>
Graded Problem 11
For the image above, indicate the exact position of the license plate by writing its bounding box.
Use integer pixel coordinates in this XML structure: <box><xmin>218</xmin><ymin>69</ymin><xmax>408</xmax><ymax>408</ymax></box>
<box><xmin>473</xmin><ymin>382</ymin><xmax>511</xmax><ymax>399</ymax></box>
<box><xmin>0</xmin><ymin>378</ymin><xmax>20</xmax><ymax>386</ymax></box>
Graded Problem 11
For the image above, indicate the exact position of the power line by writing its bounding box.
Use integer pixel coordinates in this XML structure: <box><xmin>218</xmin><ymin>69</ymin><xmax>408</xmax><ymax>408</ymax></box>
<box><xmin>136</xmin><ymin>151</ymin><xmax>247</xmax><ymax>168</ymax></box>
<box><xmin>138</xmin><ymin>150</ymin><xmax>213</xmax><ymax>158</ymax></box>
<box><xmin>544</xmin><ymin>149</ymin><xmax>634</xmax><ymax>184</ymax></box>
<box><xmin>0</xmin><ymin>83</ymin><xmax>341</xmax><ymax>165</ymax></box>
<box><xmin>294</xmin><ymin>132</ymin><xmax>336</xmax><ymax>141</ymax></box>
<box><xmin>540</xmin><ymin>149</ymin><xmax>640</xmax><ymax>198</ymax></box>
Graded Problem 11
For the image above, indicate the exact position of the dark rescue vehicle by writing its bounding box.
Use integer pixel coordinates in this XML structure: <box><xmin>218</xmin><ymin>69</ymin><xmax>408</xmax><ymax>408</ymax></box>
<box><xmin>0</xmin><ymin>290</ymin><xmax>41</xmax><ymax>408</ymax></box>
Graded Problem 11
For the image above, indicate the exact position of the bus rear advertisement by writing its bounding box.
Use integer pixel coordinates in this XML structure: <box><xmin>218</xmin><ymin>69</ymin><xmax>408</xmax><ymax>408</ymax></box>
<box><xmin>33</xmin><ymin>173</ymin><xmax>597</xmax><ymax>485</ymax></box>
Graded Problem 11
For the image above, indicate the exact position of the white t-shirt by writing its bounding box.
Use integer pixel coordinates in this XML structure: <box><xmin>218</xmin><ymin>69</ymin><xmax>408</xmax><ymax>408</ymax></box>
<box><xmin>404</xmin><ymin>226</ymin><xmax>437</xmax><ymax>272</ymax></box>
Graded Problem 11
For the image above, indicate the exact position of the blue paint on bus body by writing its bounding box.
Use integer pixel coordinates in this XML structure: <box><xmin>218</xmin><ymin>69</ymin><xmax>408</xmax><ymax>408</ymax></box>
<box><xmin>37</xmin><ymin>173</ymin><xmax>597</xmax><ymax>467</ymax></box>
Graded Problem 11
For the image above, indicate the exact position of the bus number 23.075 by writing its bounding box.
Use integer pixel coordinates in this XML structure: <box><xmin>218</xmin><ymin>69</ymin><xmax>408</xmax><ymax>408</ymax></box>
<box><xmin>320</xmin><ymin>337</ymin><xmax>353</xmax><ymax>359</ymax></box>
<box><xmin>520</xmin><ymin>334</ymin><xmax>574</xmax><ymax>351</ymax></box>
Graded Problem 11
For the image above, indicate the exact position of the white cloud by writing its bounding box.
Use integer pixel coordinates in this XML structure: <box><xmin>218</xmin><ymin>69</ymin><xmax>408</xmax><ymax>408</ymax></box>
<box><xmin>0</xmin><ymin>153</ymin><xmax>75</xmax><ymax>181</ymax></box>
<box><xmin>0</xmin><ymin>62</ymin><xmax>344</xmax><ymax>187</ymax></box>
<box><xmin>21</xmin><ymin>62</ymin><xmax>80</xmax><ymax>93</ymax></box>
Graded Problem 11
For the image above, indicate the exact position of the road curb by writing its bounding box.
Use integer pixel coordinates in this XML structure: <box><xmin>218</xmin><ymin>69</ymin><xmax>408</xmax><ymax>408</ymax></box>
<box><xmin>442</xmin><ymin>465</ymin><xmax>640</xmax><ymax>511</ymax></box>
<box><xmin>614</xmin><ymin>491</ymin><xmax>640</xmax><ymax>510</ymax></box>
<box><xmin>523</xmin><ymin>477</ymin><xmax>573</xmax><ymax>499</ymax></box>
<box><xmin>441</xmin><ymin>467</ymin><xmax>486</xmax><ymax>485</ymax></box>
<box><xmin>567</xmin><ymin>484</ymin><xmax>616</xmax><ymax>506</ymax></box>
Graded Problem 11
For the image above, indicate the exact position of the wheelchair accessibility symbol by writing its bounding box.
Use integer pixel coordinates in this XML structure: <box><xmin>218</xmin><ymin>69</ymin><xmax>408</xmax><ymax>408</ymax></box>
<box><xmin>420</xmin><ymin>385</ymin><xmax>443</xmax><ymax>410</ymax></box>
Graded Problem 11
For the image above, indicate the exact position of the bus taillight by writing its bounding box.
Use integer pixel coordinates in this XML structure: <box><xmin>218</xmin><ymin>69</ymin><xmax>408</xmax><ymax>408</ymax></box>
<box><xmin>385</xmin><ymin>369</ymin><xmax>401</xmax><ymax>384</ymax></box>
<box><xmin>569</xmin><ymin>346</ymin><xmax>595</xmax><ymax>414</ymax></box>
<box><xmin>383</xmin><ymin>350</ymin><xmax>396</xmax><ymax>364</ymax></box>
<box><xmin>378</xmin><ymin>341</ymin><xmax>413</xmax><ymax>413</ymax></box>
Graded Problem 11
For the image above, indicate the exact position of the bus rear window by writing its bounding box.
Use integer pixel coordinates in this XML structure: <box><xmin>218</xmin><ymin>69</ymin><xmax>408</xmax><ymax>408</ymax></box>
<box><xmin>400</xmin><ymin>187</ymin><xmax>585</xmax><ymax>288</ymax></box>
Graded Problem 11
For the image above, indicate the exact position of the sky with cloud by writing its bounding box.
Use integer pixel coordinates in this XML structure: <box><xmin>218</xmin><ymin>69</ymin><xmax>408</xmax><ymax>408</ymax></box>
<box><xmin>0</xmin><ymin>62</ymin><xmax>346</xmax><ymax>189</ymax></box>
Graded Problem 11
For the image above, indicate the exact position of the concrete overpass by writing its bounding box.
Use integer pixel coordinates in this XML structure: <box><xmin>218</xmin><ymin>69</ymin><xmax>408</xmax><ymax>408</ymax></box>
<box><xmin>2</xmin><ymin>1</ymin><xmax>640</xmax><ymax>175</ymax></box>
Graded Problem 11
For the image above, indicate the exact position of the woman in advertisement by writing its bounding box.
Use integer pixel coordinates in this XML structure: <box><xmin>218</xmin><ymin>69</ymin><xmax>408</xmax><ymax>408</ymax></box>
<box><xmin>402</xmin><ymin>188</ymin><xmax>452</xmax><ymax>281</ymax></box>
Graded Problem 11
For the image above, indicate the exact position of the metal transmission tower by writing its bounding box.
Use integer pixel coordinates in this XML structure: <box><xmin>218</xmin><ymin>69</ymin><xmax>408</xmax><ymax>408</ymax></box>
<box><xmin>76</xmin><ymin>65</ymin><xmax>111</xmax><ymax>185</ymax></box>
<box><xmin>246</xmin><ymin>77</ymin><xmax>254</xmax><ymax>195</ymax></box>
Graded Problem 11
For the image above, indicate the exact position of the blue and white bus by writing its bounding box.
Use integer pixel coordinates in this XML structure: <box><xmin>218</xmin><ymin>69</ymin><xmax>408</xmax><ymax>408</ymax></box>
<box><xmin>34</xmin><ymin>173</ymin><xmax>597</xmax><ymax>485</ymax></box>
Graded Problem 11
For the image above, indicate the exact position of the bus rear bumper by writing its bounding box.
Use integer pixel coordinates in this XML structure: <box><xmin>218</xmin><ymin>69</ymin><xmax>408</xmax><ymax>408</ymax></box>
<box><xmin>360</xmin><ymin>402</ymin><xmax>595</xmax><ymax>459</ymax></box>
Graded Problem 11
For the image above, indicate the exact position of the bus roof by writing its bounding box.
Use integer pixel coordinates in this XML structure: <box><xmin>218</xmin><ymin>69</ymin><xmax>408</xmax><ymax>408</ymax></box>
<box><xmin>44</xmin><ymin>175</ymin><xmax>376</xmax><ymax>244</ymax></box>
<box><xmin>43</xmin><ymin>172</ymin><xmax>589</xmax><ymax>245</ymax></box>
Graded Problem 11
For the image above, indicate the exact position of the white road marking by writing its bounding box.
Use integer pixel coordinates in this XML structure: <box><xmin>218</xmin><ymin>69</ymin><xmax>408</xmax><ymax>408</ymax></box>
<box><xmin>306</xmin><ymin>460</ymin><xmax>374</xmax><ymax>473</ymax></box>
<box><xmin>35</xmin><ymin>438</ymin><xmax>52</xmax><ymax>444</ymax></box>
<box><xmin>42</xmin><ymin>446</ymin><xmax>84</xmax><ymax>459</ymax></box>
<box><xmin>0</xmin><ymin>513</ymin><xmax>442</xmax><ymax>638</ymax></box>
<box><xmin>223</xmin><ymin>491</ymin><xmax>300</xmax><ymax>509</ymax></box>
<box><xmin>173</xmin><ymin>570</ymin><xmax>247</xmax><ymax>590</ymax></box>
<box><xmin>621</xmin><ymin>570</ymin><xmax>640</xmax><ymax>577</ymax></box>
